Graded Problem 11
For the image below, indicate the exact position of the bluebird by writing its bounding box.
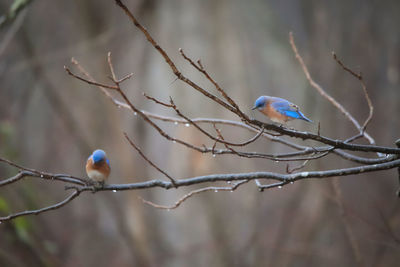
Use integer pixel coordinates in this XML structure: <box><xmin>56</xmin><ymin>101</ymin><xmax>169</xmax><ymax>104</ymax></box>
<box><xmin>86</xmin><ymin>149</ymin><xmax>110</xmax><ymax>183</ymax></box>
<box><xmin>252</xmin><ymin>96</ymin><xmax>312</xmax><ymax>123</ymax></box>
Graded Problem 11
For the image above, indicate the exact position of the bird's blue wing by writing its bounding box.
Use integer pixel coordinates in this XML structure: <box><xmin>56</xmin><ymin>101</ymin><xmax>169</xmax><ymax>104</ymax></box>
<box><xmin>281</xmin><ymin>110</ymin><xmax>303</xmax><ymax>119</ymax></box>
<box><xmin>271</xmin><ymin>100</ymin><xmax>312</xmax><ymax>122</ymax></box>
<box><xmin>106</xmin><ymin>158</ymin><xmax>110</xmax><ymax>167</ymax></box>
<box><xmin>271</xmin><ymin>100</ymin><xmax>302</xmax><ymax>119</ymax></box>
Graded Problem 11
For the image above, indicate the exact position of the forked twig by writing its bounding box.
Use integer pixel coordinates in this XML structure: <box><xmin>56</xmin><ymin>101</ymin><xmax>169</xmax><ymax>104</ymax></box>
<box><xmin>124</xmin><ymin>132</ymin><xmax>177</xmax><ymax>186</ymax></box>
<box><xmin>289</xmin><ymin>32</ymin><xmax>375</xmax><ymax>145</ymax></box>
<box><xmin>332</xmin><ymin>52</ymin><xmax>374</xmax><ymax>132</ymax></box>
<box><xmin>0</xmin><ymin>190</ymin><xmax>80</xmax><ymax>222</ymax></box>
<box><xmin>139</xmin><ymin>180</ymin><xmax>249</xmax><ymax>210</ymax></box>
<box><xmin>286</xmin><ymin>160</ymin><xmax>309</xmax><ymax>174</ymax></box>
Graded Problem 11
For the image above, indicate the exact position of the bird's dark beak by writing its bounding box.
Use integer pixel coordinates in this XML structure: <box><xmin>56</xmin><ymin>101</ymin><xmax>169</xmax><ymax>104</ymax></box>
<box><xmin>251</xmin><ymin>106</ymin><xmax>257</xmax><ymax>110</ymax></box>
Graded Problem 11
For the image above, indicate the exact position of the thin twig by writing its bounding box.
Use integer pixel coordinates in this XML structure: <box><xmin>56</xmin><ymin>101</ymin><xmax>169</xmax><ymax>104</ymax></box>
<box><xmin>286</xmin><ymin>160</ymin><xmax>309</xmax><ymax>174</ymax></box>
<box><xmin>0</xmin><ymin>157</ymin><xmax>88</xmax><ymax>185</ymax></box>
<box><xmin>332</xmin><ymin>52</ymin><xmax>374</xmax><ymax>132</ymax></box>
<box><xmin>179</xmin><ymin>48</ymin><xmax>248</xmax><ymax>121</ymax></box>
<box><xmin>0</xmin><ymin>171</ymin><xmax>27</xmax><ymax>186</ymax></box>
<box><xmin>169</xmin><ymin>97</ymin><xmax>264</xmax><ymax>147</ymax></box>
<box><xmin>103</xmin><ymin>53</ymin><xmax>209</xmax><ymax>153</ymax></box>
<box><xmin>114</xmin><ymin>0</ymin><xmax>251</xmax><ymax>121</ymax></box>
<box><xmin>70</xmin><ymin>57</ymin><xmax>124</xmax><ymax>107</ymax></box>
<box><xmin>124</xmin><ymin>132</ymin><xmax>177</xmax><ymax>186</ymax></box>
<box><xmin>289</xmin><ymin>32</ymin><xmax>376</xmax><ymax>145</ymax></box>
<box><xmin>255</xmin><ymin>180</ymin><xmax>289</xmax><ymax>192</ymax></box>
<box><xmin>139</xmin><ymin>180</ymin><xmax>249</xmax><ymax>209</ymax></box>
<box><xmin>250</xmin><ymin>119</ymin><xmax>400</xmax><ymax>154</ymax></box>
<box><xmin>333</xmin><ymin>150</ymin><xmax>396</xmax><ymax>165</ymax></box>
<box><xmin>64</xmin><ymin>66</ymin><xmax>118</xmax><ymax>90</ymax></box>
<box><xmin>143</xmin><ymin>93</ymin><xmax>174</xmax><ymax>108</ymax></box>
<box><xmin>0</xmin><ymin>190</ymin><xmax>81</xmax><ymax>222</ymax></box>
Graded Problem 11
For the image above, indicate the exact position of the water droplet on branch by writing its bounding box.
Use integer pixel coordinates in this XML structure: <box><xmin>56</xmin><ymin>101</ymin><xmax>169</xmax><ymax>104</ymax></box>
<box><xmin>300</xmin><ymin>172</ymin><xmax>309</xmax><ymax>177</ymax></box>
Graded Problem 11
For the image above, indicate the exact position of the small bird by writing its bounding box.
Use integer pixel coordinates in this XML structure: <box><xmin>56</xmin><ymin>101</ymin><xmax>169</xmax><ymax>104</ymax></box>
<box><xmin>86</xmin><ymin>149</ymin><xmax>110</xmax><ymax>184</ymax></box>
<box><xmin>252</xmin><ymin>96</ymin><xmax>312</xmax><ymax>123</ymax></box>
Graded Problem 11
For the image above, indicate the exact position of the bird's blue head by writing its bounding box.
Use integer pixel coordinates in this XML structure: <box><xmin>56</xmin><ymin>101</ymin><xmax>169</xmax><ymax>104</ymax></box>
<box><xmin>252</xmin><ymin>96</ymin><xmax>267</xmax><ymax>110</ymax></box>
<box><xmin>92</xmin><ymin>149</ymin><xmax>106</xmax><ymax>163</ymax></box>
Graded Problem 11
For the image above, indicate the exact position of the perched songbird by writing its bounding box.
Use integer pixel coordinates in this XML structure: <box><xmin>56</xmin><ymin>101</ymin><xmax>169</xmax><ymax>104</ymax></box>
<box><xmin>252</xmin><ymin>96</ymin><xmax>312</xmax><ymax>123</ymax></box>
<box><xmin>86</xmin><ymin>149</ymin><xmax>110</xmax><ymax>183</ymax></box>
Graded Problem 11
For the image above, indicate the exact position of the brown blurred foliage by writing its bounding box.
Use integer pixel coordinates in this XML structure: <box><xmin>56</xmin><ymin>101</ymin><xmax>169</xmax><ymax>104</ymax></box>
<box><xmin>0</xmin><ymin>0</ymin><xmax>399</xmax><ymax>266</ymax></box>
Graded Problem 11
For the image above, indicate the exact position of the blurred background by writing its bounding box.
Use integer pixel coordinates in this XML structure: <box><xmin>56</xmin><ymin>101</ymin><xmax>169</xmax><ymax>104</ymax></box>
<box><xmin>0</xmin><ymin>0</ymin><xmax>399</xmax><ymax>266</ymax></box>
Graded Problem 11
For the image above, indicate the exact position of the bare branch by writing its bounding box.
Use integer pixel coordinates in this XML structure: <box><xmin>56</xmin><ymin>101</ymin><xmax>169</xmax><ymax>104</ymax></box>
<box><xmin>332</xmin><ymin>52</ymin><xmax>374</xmax><ymax>132</ymax></box>
<box><xmin>0</xmin><ymin>157</ymin><xmax>88</xmax><ymax>186</ymax></box>
<box><xmin>0</xmin><ymin>171</ymin><xmax>28</xmax><ymax>186</ymax></box>
<box><xmin>114</xmin><ymin>0</ymin><xmax>252</xmax><ymax>121</ymax></box>
<box><xmin>333</xmin><ymin>150</ymin><xmax>396</xmax><ymax>165</ymax></box>
<box><xmin>139</xmin><ymin>180</ymin><xmax>249</xmax><ymax>210</ymax></box>
<box><xmin>64</xmin><ymin>66</ymin><xmax>119</xmax><ymax>90</ymax></box>
<box><xmin>0</xmin><ymin>190</ymin><xmax>80</xmax><ymax>222</ymax></box>
<box><xmin>0</xmin><ymin>153</ymin><xmax>399</xmax><ymax>220</ymax></box>
<box><xmin>0</xmin><ymin>170</ymin><xmax>86</xmax><ymax>187</ymax></box>
<box><xmin>100</xmin><ymin>54</ymin><xmax>209</xmax><ymax>154</ymax></box>
<box><xmin>124</xmin><ymin>132</ymin><xmax>177</xmax><ymax>186</ymax></box>
<box><xmin>286</xmin><ymin>160</ymin><xmax>310</xmax><ymax>174</ymax></box>
<box><xmin>69</xmin><ymin>157</ymin><xmax>400</xmax><ymax>193</ymax></box>
<box><xmin>289</xmin><ymin>32</ymin><xmax>376</xmax><ymax>145</ymax></box>
<box><xmin>250</xmin><ymin>119</ymin><xmax>400</xmax><ymax>154</ymax></box>
<box><xmin>255</xmin><ymin>180</ymin><xmax>289</xmax><ymax>192</ymax></box>
<box><xmin>70</xmin><ymin>57</ymin><xmax>126</xmax><ymax>108</ymax></box>
<box><xmin>179</xmin><ymin>48</ymin><xmax>248</xmax><ymax>120</ymax></box>
<box><xmin>168</xmin><ymin>97</ymin><xmax>264</xmax><ymax>147</ymax></box>
<box><xmin>143</xmin><ymin>93</ymin><xmax>174</xmax><ymax>108</ymax></box>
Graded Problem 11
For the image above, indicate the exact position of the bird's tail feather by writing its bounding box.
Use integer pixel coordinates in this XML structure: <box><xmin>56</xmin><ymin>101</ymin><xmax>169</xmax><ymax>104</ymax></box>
<box><xmin>298</xmin><ymin>111</ymin><xmax>313</xmax><ymax>123</ymax></box>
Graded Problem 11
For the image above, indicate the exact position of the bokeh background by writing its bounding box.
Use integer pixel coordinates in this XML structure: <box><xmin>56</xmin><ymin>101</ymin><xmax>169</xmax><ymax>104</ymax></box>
<box><xmin>0</xmin><ymin>0</ymin><xmax>399</xmax><ymax>266</ymax></box>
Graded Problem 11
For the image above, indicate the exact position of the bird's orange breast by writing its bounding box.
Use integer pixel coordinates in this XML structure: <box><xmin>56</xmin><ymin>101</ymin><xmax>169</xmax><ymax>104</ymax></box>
<box><xmin>86</xmin><ymin>158</ymin><xmax>110</xmax><ymax>182</ymax></box>
<box><xmin>261</xmin><ymin>102</ymin><xmax>291</xmax><ymax>123</ymax></box>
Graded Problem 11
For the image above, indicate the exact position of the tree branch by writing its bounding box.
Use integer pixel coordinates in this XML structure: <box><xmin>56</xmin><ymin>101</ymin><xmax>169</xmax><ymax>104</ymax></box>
<box><xmin>289</xmin><ymin>32</ymin><xmax>376</xmax><ymax>145</ymax></box>
<box><xmin>0</xmin><ymin>190</ymin><xmax>80</xmax><ymax>222</ymax></box>
<box><xmin>123</xmin><ymin>132</ymin><xmax>177</xmax><ymax>186</ymax></box>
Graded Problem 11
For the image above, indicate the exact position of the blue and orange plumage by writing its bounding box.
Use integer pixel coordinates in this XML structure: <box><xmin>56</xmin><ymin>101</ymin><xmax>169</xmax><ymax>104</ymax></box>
<box><xmin>252</xmin><ymin>96</ymin><xmax>312</xmax><ymax>124</ymax></box>
<box><xmin>86</xmin><ymin>149</ymin><xmax>110</xmax><ymax>183</ymax></box>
